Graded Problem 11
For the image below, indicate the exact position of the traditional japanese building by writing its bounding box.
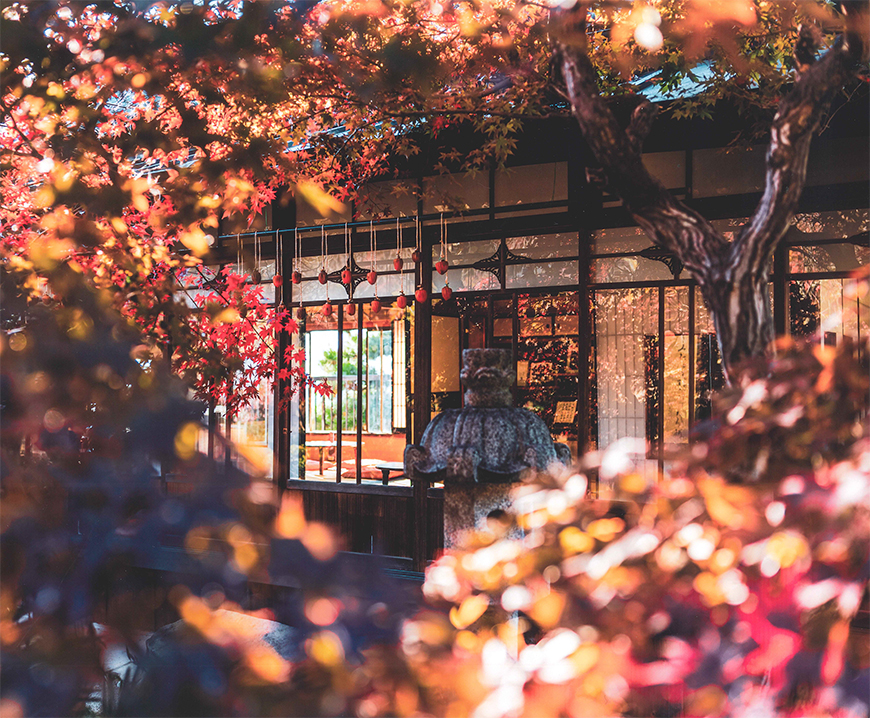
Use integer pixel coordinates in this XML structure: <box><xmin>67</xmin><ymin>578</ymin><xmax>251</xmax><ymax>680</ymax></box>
<box><xmin>198</xmin><ymin>97</ymin><xmax>869</xmax><ymax>572</ymax></box>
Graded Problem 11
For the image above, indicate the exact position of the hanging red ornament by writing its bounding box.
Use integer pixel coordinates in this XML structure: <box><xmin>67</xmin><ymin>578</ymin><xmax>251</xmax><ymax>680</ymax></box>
<box><xmin>411</xmin><ymin>248</ymin><xmax>421</xmax><ymax>264</ymax></box>
<box><xmin>371</xmin><ymin>298</ymin><xmax>381</xmax><ymax>314</ymax></box>
<box><xmin>441</xmin><ymin>285</ymin><xmax>452</xmax><ymax>300</ymax></box>
<box><xmin>415</xmin><ymin>287</ymin><xmax>428</xmax><ymax>303</ymax></box>
<box><xmin>322</xmin><ymin>301</ymin><xmax>333</xmax><ymax>317</ymax></box>
<box><xmin>296</xmin><ymin>306</ymin><xmax>306</xmax><ymax>320</ymax></box>
<box><xmin>272</xmin><ymin>274</ymin><xmax>283</xmax><ymax>287</ymax></box>
<box><xmin>346</xmin><ymin>303</ymin><xmax>356</xmax><ymax>317</ymax></box>
<box><xmin>367</xmin><ymin>270</ymin><xmax>377</xmax><ymax>284</ymax></box>
<box><xmin>435</xmin><ymin>259</ymin><xmax>448</xmax><ymax>275</ymax></box>
<box><xmin>396</xmin><ymin>293</ymin><xmax>408</xmax><ymax>309</ymax></box>
<box><xmin>393</xmin><ymin>256</ymin><xmax>403</xmax><ymax>272</ymax></box>
<box><xmin>291</xmin><ymin>270</ymin><xmax>302</xmax><ymax>284</ymax></box>
<box><xmin>318</xmin><ymin>269</ymin><xmax>327</xmax><ymax>284</ymax></box>
<box><xmin>341</xmin><ymin>267</ymin><xmax>352</xmax><ymax>284</ymax></box>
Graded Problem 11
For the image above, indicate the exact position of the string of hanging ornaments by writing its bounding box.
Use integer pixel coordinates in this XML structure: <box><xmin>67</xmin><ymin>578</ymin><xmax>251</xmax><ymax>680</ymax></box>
<box><xmin>288</xmin><ymin>229</ymin><xmax>305</xmax><ymax>320</ymax></box>
<box><xmin>395</xmin><ymin>217</ymin><xmax>408</xmax><ymax>309</ymax></box>
<box><xmin>272</xmin><ymin>229</ymin><xmax>283</xmax><ymax>287</ymax></box>
<box><xmin>250</xmin><ymin>231</ymin><xmax>262</xmax><ymax>284</ymax></box>
<box><xmin>342</xmin><ymin>222</ymin><xmax>355</xmax><ymax>317</ymax></box>
<box><xmin>439</xmin><ymin>213</ymin><xmax>452</xmax><ymax>300</ymax></box>
<box><xmin>414</xmin><ymin>215</ymin><xmax>428</xmax><ymax>303</ymax></box>
<box><xmin>292</xmin><ymin>228</ymin><xmax>303</xmax><ymax>285</ymax></box>
<box><xmin>368</xmin><ymin>220</ymin><xmax>381</xmax><ymax>315</ymax></box>
<box><xmin>319</xmin><ymin>225</ymin><xmax>333</xmax><ymax>317</ymax></box>
<box><xmin>236</xmin><ymin>233</ymin><xmax>242</xmax><ymax>281</ymax></box>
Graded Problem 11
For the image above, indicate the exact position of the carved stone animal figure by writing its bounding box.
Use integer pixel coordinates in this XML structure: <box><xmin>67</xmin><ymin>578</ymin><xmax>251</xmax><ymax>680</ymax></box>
<box><xmin>405</xmin><ymin>348</ymin><xmax>571</xmax><ymax>484</ymax></box>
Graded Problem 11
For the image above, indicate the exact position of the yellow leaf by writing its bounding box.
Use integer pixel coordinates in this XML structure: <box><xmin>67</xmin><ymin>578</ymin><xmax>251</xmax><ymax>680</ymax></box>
<box><xmin>212</xmin><ymin>308</ymin><xmax>240</xmax><ymax>325</ymax></box>
<box><xmin>174</xmin><ymin>421</ymin><xmax>200</xmax><ymax>460</ymax></box>
<box><xmin>34</xmin><ymin>186</ymin><xmax>55</xmax><ymax>208</ymax></box>
<box><xmin>528</xmin><ymin>590</ymin><xmax>566</xmax><ymax>630</ymax></box>
<box><xmin>296</xmin><ymin>181</ymin><xmax>347</xmax><ymax>218</ymax></box>
<box><xmin>587</xmin><ymin>518</ymin><xmax>624</xmax><ymax>542</ymax></box>
<box><xmin>275</xmin><ymin>495</ymin><xmax>306</xmax><ymax>538</ymax></box>
<box><xmin>179</xmin><ymin>228</ymin><xmax>210</xmax><ymax>256</ymax></box>
<box><xmin>570</xmin><ymin>643</ymin><xmax>600</xmax><ymax>676</ymax></box>
<box><xmin>449</xmin><ymin>594</ymin><xmax>489</xmax><ymax>629</ymax></box>
<box><xmin>307</xmin><ymin>630</ymin><xmax>344</xmax><ymax>666</ymax></box>
<box><xmin>560</xmin><ymin>526</ymin><xmax>594</xmax><ymax>555</ymax></box>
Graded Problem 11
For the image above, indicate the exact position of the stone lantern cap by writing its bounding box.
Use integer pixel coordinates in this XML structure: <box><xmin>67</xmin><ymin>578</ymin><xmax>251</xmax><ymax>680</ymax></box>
<box><xmin>404</xmin><ymin>348</ymin><xmax>571</xmax><ymax>484</ymax></box>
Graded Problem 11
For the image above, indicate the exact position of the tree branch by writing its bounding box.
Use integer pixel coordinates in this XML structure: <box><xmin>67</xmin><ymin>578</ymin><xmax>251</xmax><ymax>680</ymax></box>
<box><xmin>625</xmin><ymin>98</ymin><xmax>658</xmax><ymax>154</ymax></box>
<box><xmin>557</xmin><ymin>41</ymin><xmax>729</xmax><ymax>282</ymax></box>
<box><xmin>732</xmin><ymin>8</ymin><xmax>868</xmax><ymax>279</ymax></box>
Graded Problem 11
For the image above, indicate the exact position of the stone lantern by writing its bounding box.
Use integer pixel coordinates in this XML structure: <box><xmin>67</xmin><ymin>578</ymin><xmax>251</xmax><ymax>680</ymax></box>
<box><xmin>404</xmin><ymin>348</ymin><xmax>571</xmax><ymax>549</ymax></box>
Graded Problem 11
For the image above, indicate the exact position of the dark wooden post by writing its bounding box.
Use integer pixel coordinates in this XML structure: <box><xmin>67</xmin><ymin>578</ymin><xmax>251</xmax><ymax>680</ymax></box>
<box><xmin>412</xmin><ymin>220</ymin><xmax>433</xmax><ymax>572</ymax></box>
<box><xmin>273</xmin><ymin>190</ymin><xmax>296</xmax><ymax>493</ymax></box>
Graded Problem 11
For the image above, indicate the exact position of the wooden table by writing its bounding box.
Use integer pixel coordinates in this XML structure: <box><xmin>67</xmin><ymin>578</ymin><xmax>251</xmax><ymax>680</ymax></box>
<box><xmin>375</xmin><ymin>461</ymin><xmax>405</xmax><ymax>485</ymax></box>
<box><xmin>307</xmin><ymin>440</ymin><xmax>357</xmax><ymax>474</ymax></box>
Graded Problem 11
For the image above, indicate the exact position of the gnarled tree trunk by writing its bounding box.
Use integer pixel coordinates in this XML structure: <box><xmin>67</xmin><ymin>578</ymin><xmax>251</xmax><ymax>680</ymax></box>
<box><xmin>558</xmin><ymin>8</ymin><xmax>868</xmax><ymax>384</ymax></box>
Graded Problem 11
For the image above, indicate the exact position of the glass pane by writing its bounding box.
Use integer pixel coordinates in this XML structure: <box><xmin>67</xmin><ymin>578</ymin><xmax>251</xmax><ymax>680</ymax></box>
<box><xmin>663</xmin><ymin>287</ymin><xmax>689</xmax><ymax>443</ymax></box>
<box><xmin>592</xmin><ymin>226</ymin><xmax>653</xmax><ymax>253</ymax></box>
<box><xmin>790</xmin><ymin>278</ymin><xmax>870</xmax><ymax>349</ymax></box>
<box><xmin>435</xmin><ymin>238</ymin><xmax>500</xmax><ymax>266</ymax></box>
<box><xmin>507</xmin><ymin>260</ymin><xmax>578</xmax><ymax>289</ymax></box>
<box><xmin>360</xmin><ymin>304</ymin><xmax>411</xmax><ymax>496</ymax></box>
<box><xmin>789</xmin><ymin>280</ymin><xmax>821</xmax><ymax>337</ymax></box>
<box><xmin>693</xmin><ymin>145</ymin><xmax>766</xmax><ymax>198</ymax></box>
<box><xmin>296</xmin><ymin>193</ymin><xmax>352</xmax><ymax>227</ymax></box>
<box><xmin>805</xmin><ymin>137</ymin><xmax>869</xmax><ymax>187</ymax></box>
<box><xmin>592</xmin><ymin>287</ymin><xmax>658</xmax><ymax>447</ymax></box>
<box><xmin>432</xmin><ymin>268</ymin><xmax>500</xmax><ymax>293</ymax></box>
<box><xmin>591</xmin><ymin>257</ymin><xmax>673</xmax><ymax>283</ymax></box>
<box><xmin>464</xmin><ymin>300</ymin><xmax>487</xmax><ymax>351</ymax></box>
<box><xmin>423</xmin><ymin>172</ymin><xmax>489</xmax><ymax>213</ymax></box>
<box><xmin>303</xmin><ymin>306</ymin><xmax>340</xmax><ymax>480</ymax></box>
<box><xmin>515</xmin><ymin>293</ymin><xmax>580</xmax><ymax>458</ymax></box>
<box><xmin>642</xmin><ymin>151</ymin><xmax>686</xmax><ymax>190</ymax></box>
<box><xmin>494</xmin><ymin>163</ymin><xmax>568</xmax><ymax>206</ymax></box>
<box><xmin>230</xmin><ymin>377</ymin><xmax>273</xmax><ymax>479</ymax></box>
<box><xmin>789</xmin><ymin>243</ymin><xmax>870</xmax><ymax>273</ymax></box>
<box><xmin>506</xmin><ymin>232</ymin><xmax>579</xmax><ymax>260</ymax></box>
<box><xmin>356</xmin><ymin>180</ymin><xmax>418</xmax><ymax>219</ymax></box>
<box><xmin>694</xmin><ymin>287</ymin><xmax>725</xmax><ymax>424</ymax></box>
<box><xmin>431</xmin><ymin>314</ymin><xmax>461</xmax><ymax>420</ymax></box>
<box><xmin>341</xmin><ymin>323</ymin><xmax>358</xmax><ymax>436</ymax></box>
<box><xmin>791</xmin><ymin>209</ymin><xmax>869</xmax><ymax>240</ymax></box>
<box><xmin>294</xmin><ymin>279</ymin><xmax>348</xmax><ymax>303</ymax></box>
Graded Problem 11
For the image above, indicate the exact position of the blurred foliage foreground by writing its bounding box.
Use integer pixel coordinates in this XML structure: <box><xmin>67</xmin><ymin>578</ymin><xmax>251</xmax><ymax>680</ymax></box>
<box><xmin>1</xmin><ymin>269</ymin><xmax>868</xmax><ymax>717</ymax></box>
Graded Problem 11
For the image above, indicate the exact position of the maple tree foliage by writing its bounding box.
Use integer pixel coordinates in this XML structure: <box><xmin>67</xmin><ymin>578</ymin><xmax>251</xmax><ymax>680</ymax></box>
<box><xmin>2</xmin><ymin>0</ymin><xmax>867</xmax><ymax>400</ymax></box>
